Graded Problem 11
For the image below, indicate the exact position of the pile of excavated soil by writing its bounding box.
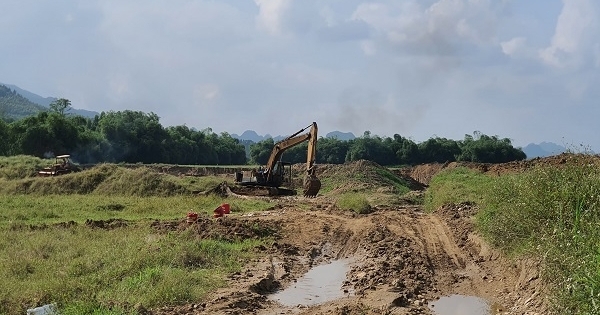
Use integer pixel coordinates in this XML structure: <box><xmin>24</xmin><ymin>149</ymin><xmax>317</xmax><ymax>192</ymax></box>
<box><xmin>150</xmin><ymin>216</ymin><xmax>282</xmax><ymax>242</ymax></box>
<box><xmin>403</xmin><ymin>153</ymin><xmax>600</xmax><ymax>185</ymax></box>
<box><xmin>299</xmin><ymin>160</ymin><xmax>419</xmax><ymax>194</ymax></box>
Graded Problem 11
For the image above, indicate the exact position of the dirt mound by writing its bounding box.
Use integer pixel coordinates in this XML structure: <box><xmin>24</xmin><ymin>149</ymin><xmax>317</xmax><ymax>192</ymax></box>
<box><xmin>150</xmin><ymin>216</ymin><xmax>281</xmax><ymax>242</ymax></box>
<box><xmin>311</xmin><ymin>160</ymin><xmax>414</xmax><ymax>194</ymax></box>
<box><xmin>403</xmin><ymin>153</ymin><xmax>600</xmax><ymax>185</ymax></box>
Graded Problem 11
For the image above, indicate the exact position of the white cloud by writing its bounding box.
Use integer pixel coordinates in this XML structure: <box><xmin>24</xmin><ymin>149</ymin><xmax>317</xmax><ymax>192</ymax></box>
<box><xmin>539</xmin><ymin>0</ymin><xmax>598</xmax><ymax>69</ymax></box>
<box><xmin>360</xmin><ymin>40</ymin><xmax>377</xmax><ymax>55</ymax></box>
<box><xmin>352</xmin><ymin>0</ymin><xmax>501</xmax><ymax>57</ymax></box>
<box><xmin>501</xmin><ymin>37</ymin><xmax>527</xmax><ymax>57</ymax></box>
<box><xmin>3</xmin><ymin>0</ymin><xmax>600</xmax><ymax>150</ymax></box>
<box><xmin>254</xmin><ymin>0</ymin><xmax>292</xmax><ymax>36</ymax></box>
<box><xmin>194</xmin><ymin>84</ymin><xmax>220</xmax><ymax>102</ymax></box>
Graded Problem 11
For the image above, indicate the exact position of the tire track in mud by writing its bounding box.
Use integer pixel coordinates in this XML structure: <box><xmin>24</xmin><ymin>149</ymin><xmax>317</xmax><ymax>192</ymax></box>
<box><xmin>150</xmin><ymin>203</ymin><xmax>549</xmax><ymax>315</ymax></box>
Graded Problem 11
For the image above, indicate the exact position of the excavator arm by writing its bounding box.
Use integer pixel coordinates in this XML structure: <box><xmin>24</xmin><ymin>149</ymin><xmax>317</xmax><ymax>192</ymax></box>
<box><xmin>263</xmin><ymin>122</ymin><xmax>321</xmax><ymax>197</ymax></box>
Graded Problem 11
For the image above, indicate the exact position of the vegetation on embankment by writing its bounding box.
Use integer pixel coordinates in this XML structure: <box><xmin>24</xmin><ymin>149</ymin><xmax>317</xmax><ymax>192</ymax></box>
<box><xmin>0</xmin><ymin>162</ymin><xmax>274</xmax><ymax>315</ymax></box>
<box><xmin>425</xmin><ymin>156</ymin><xmax>600</xmax><ymax>314</ymax></box>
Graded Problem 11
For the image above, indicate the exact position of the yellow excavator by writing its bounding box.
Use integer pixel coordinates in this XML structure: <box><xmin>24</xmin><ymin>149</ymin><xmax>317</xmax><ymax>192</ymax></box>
<box><xmin>235</xmin><ymin>122</ymin><xmax>321</xmax><ymax>197</ymax></box>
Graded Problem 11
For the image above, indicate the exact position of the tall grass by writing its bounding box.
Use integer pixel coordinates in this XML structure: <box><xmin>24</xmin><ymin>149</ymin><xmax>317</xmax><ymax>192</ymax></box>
<box><xmin>337</xmin><ymin>193</ymin><xmax>372</xmax><ymax>214</ymax></box>
<box><xmin>0</xmin><ymin>160</ymin><xmax>275</xmax><ymax>314</ymax></box>
<box><xmin>426</xmin><ymin>160</ymin><xmax>600</xmax><ymax>314</ymax></box>
<box><xmin>0</xmin><ymin>224</ymin><xmax>260</xmax><ymax>314</ymax></box>
<box><xmin>477</xmin><ymin>162</ymin><xmax>600</xmax><ymax>314</ymax></box>
<box><xmin>0</xmin><ymin>155</ymin><xmax>47</xmax><ymax>180</ymax></box>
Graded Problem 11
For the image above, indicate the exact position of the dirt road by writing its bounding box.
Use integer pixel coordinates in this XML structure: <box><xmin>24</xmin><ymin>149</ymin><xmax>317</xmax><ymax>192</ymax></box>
<box><xmin>151</xmin><ymin>196</ymin><xmax>548</xmax><ymax>315</ymax></box>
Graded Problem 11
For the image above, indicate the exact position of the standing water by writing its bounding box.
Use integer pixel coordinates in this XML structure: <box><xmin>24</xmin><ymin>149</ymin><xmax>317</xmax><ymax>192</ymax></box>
<box><xmin>429</xmin><ymin>295</ymin><xmax>491</xmax><ymax>315</ymax></box>
<box><xmin>270</xmin><ymin>259</ymin><xmax>352</xmax><ymax>306</ymax></box>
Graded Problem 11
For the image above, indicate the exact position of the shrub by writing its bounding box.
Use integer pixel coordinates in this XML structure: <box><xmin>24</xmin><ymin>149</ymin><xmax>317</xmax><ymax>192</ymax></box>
<box><xmin>337</xmin><ymin>193</ymin><xmax>372</xmax><ymax>214</ymax></box>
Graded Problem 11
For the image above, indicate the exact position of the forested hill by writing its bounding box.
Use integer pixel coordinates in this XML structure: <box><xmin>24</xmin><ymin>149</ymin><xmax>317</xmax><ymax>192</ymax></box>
<box><xmin>0</xmin><ymin>85</ymin><xmax>47</xmax><ymax>120</ymax></box>
<box><xmin>0</xmin><ymin>84</ymin><xmax>98</xmax><ymax>119</ymax></box>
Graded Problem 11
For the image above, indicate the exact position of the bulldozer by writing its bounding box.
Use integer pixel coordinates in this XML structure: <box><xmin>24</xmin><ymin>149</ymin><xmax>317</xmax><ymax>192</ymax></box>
<box><xmin>37</xmin><ymin>154</ymin><xmax>81</xmax><ymax>177</ymax></box>
<box><xmin>234</xmin><ymin>122</ymin><xmax>321</xmax><ymax>197</ymax></box>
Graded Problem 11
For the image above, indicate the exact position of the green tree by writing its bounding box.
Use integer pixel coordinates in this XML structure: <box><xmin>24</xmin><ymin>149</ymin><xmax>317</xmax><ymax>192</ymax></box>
<box><xmin>390</xmin><ymin>134</ymin><xmax>419</xmax><ymax>165</ymax></box>
<box><xmin>250</xmin><ymin>138</ymin><xmax>275</xmax><ymax>165</ymax></box>
<box><xmin>98</xmin><ymin>110</ymin><xmax>167</xmax><ymax>163</ymax></box>
<box><xmin>417</xmin><ymin>137</ymin><xmax>461</xmax><ymax>163</ymax></box>
<box><xmin>164</xmin><ymin>125</ymin><xmax>205</xmax><ymax>165</ymax></box>
<box><xmin>317</xmin><ymin>137</ymin><xmax>349</xmax><ymax>164</ymax></box>
<box><xmin>346</xmin><ymin>132</ymin><xmax>395</xmax><ymax>165</ymax></box>
<box><xmin>0</xmin><ymin>118</ymin><xmax>8</xmax><ymax>155</ymax></box>
<box><xmin>9</xmin><ymin>112</ymin><xmax>55</xmax><ymax>156</ymax></box>
<box><xmin>457</xmin><ymin>131</ymin><xmax>526</xmax><ymax>163</ymax></box>
<box><xmin>49</xmin><ymin>98</ymin><xmax>72</xmax><ymax>116</ymax></box>
<box><xmin>207</xmin><ymin>132</ymin><xmax>247</xmax><ymax>165</ymax></box>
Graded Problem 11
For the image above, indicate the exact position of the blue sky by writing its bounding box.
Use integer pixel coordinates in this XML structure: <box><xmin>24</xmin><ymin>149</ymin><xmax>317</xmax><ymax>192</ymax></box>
<box><xmin>1</xmin><ymin>0</ymin><xmax>599</xmax><ymax>150</ymax></box>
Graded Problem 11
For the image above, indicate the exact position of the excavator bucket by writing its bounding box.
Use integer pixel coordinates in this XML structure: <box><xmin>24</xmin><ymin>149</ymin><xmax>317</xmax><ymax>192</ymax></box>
<box><xmin>303</xmin><ymin>175</ymin><xmax>321</xmax><ymax>197</ymax></box>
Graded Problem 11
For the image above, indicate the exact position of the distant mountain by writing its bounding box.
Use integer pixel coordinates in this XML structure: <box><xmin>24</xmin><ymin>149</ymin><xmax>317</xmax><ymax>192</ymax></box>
<box><xmin>232</xmin><ymin>130</ymin><xmax>357</xmax><ymax>143</ymax></box>
<box><xmin>523</xmin><ymin>142</ymin><xmax>567</xmax><ymax>159</ymax></box>
<box><xmin>0</xmin><ymin>85</ymin><xmax>47</xmax><ymax>120</ymax></box>
<box><xmin>0</xmin><ymin>83</ymin><xmax>99</xmax><ymax>119</ymax></box>
<box><xmin>233</xmin><ymin>130</ymin><xmax>263</xmax><ymax>143</ymax></box>
<box><xmin>231</xmin><ymin>130</ymin><xmax>284</xmax><ymax>143</ymax></box>
<box><xmin>3</xmin><ymin>84</ymin><xmax>56</xmax><ymax>107</ymax></box>
<box><xmin>326</xmin><ymin>131</ymin><xmax>356</xmax><ymax>140</ymax></box>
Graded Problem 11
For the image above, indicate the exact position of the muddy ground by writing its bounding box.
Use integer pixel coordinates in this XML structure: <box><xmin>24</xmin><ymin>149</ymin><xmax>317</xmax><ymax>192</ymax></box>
<box><xmin>149</xmin><ymin>201</ymin><xmax>547</xmax><ymax>315</ymax></box>
<box><xmin>141</xmin><ymin>155</ymin><xmax>579</xmax><ymax>315</ymax></box>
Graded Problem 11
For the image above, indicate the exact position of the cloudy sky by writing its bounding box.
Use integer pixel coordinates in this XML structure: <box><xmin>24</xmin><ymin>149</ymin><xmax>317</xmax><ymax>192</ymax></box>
<box><xmin>1</xmin><ymin>0</ymin><xmax>599</xmax><ymax>150</ymax></box>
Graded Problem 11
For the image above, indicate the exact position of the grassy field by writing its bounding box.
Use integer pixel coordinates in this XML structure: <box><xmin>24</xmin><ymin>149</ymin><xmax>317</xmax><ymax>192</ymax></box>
<box><xmin>0</xmin><ymin>157</ymin><xmax>274</xmax><ymax>314</ymax></box>
<box><xmin>425</xmin><ymin>158</ymin><xmax>600</xmax><ymax>314</ymax></box>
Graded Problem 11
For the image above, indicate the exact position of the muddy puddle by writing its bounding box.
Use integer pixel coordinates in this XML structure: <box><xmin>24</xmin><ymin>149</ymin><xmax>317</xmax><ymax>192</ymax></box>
<box><xmin>270</xmin><ymin>259</ymin><xmax>352</xmax><ymax>306</ymax></box>
<box><xmin>429</xmin><ymin>295</ymin><xmax>491</xmax><ymax>315</ymax></box>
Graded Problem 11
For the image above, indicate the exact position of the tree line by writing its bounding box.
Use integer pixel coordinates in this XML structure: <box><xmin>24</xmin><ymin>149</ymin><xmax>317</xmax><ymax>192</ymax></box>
<box><xmin>250</xmin><ymin>130</ymin><xmax>526</xmax><ymax>166</ymax></box>
<box><xmin>0</xmin><ymin>100</ymin><xmax>526</xmax><ymax>165</ymax></box>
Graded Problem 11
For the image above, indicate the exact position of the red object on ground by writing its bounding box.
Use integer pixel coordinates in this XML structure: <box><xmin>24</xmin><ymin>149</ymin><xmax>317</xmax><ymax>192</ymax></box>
<box><xmin>187</xmin><ymin>212</ymin><xmax>198</xmax><ymax>223</ymax></box>
<box><xmin>213</xmin><ymin>206</ymin><xmax>224</xmax><ymax>218</ymax></box>
<box><xmin>221</xmin><ymin>203</ymin><xmax>230</xmax><ymax>214</ymax></box>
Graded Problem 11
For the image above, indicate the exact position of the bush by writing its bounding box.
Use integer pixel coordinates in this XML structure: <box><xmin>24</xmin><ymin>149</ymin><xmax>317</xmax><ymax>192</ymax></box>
<box><xmin>337</xmin><ymin>193</ymin><xmax>371</xmax><ymax>214</ymax></box>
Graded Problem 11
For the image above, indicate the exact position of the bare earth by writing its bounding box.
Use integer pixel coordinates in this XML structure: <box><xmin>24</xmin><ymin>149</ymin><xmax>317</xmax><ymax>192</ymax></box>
<box><xmin>144</xmin><ymin>156</ymin><xmax>600</xmax><ymax>314</ymax></box>
<box><xmin>150</xmin><ymin>195</ymin><xmax>548</xmax><ymax>315</ymax></box>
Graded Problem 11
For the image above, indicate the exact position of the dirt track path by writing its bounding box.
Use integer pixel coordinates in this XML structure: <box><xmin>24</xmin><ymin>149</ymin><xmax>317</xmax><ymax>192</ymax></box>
<box><xmin>152</xmin><ymin>200</ymin><xmax>548</xmax><ymax>315</ymax></box>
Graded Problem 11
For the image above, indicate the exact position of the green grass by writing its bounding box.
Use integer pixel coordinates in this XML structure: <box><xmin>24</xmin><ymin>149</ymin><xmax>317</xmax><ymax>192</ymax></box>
<box><xmin>0</xmin><ymin>158</ymin><xmax>276</xmax><ymax>314</ymax></box>
<box><xmin>426</xmin><ymin>160</ymin><xmax>600</xmax><ymax>314</ymax></box>
<box><xmin>423</xmin><ymin>167</ymin><xmax>493</xmax><ymax>212</ymax></box>
<box><xmin>476</xmin><ymin>163</ymin><xmax>600</xmax><ymax>314</ymax></box>
<box><xmin>0</xmin><ymin>224</ymin><xmax>261</xmax><ymax>314</ymax></box>
<box><xmin>374</xmin><ymin>167</ymin><xmax>411</xmax><ymax>195</ymax></box>
<box><xmin>0</xmin><ymin>155</ymin><xmax>48</xmax><ymax>180</ymax></box>
<box><xmin>0</xmin><ymin>194</ymin><xmax>271</xmax><ymax>228</ymax></box>
<box><xmin>336</xmin><ymin>193</ymin><xmax>372</xmax><ymax>214</ymax></box>
<box><xmin>318</xmin><ymin>164</ymin><xmax>412</xmax><ymax>196</ymax></box>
